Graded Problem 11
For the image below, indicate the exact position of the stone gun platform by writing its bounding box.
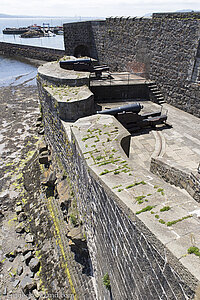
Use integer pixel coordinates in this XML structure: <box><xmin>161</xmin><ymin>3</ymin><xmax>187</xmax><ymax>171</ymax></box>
<box><xmin>89</xmin><ymin>72</ymin><xmax>149</xmax><ymax>86</ymax></box>
<box><xmin>38</xmin><ymin>60</ymin><xmax>200</xmax><ymax>298</ymax></box>
<box><xmin>99</xmin><ymin>100</ymin><xmax>200</xmax><ymax>172</ymax></box>
<box><xmin>98</xmin><ymin>100</ymin><xmax>200</xmax><ymax>201</ymax></box>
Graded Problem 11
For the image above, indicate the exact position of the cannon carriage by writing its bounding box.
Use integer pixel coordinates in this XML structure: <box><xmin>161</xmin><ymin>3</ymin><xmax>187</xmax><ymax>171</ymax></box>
<box><xmin>59</xmin><ymin>58</ymin><xmax>109</xmax><ymax>78</ymax></box>
<box><xmin>97</xmin><ymin>103</ymin><xmax>168</xmax><ymax>132</ymax></box>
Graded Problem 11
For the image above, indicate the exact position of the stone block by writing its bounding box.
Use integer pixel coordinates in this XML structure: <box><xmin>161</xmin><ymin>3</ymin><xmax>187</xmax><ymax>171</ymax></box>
<box><xmin>39</xmin><ymin>151</ymin><xmax>49</xmax><ymax>164</ymax></box>
<box><xmin>29</xmin><ymin>258</ymin><xmax>40</xmax><ymax>273</ymax></box>
<box><xmin>20</xmin><ymin>275</ymin><xmax>36</xmax><ymax>294</ymax></box>
<box><xmin>38</xmin><ymin>140</ymin><xmax>48</xmax><ymax>154</ymax></box>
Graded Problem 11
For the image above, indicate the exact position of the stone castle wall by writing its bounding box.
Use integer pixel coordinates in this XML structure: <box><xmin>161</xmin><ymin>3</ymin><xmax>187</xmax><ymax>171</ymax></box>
<box><xmin>37</xmin><ymin>62</ymin><xmax>200</xmax><ymax>299</ymax></box>
<box><xmin>63</xmin><ymin>13</ymin><xmax>200</xmax><ymax>117</ymax></box>
<box><xmin>0</xmin><ymin>42</ymin><xmax>65</xmax><ymax>62</ymax></box>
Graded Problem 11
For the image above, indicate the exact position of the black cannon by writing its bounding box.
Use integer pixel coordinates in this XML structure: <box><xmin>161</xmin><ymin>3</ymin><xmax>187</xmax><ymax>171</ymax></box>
<box><xmin>97</xmin><ymin>103</ymin><xmax>167</xmax><ymax>132</ymax></box>
<box><xmin>59</xmin><ymin>59</ymin><xmax>109</xmax><ymax>78</ymax></box>
<box><xmin>60</xmin><ymin>59</ymin><xmax>92</xmax><ymax>70</ymax></box>
<box><xmin>97</xmin><ymin>103</ymin><xmax>143</xmax><ymax>116</ymax></box>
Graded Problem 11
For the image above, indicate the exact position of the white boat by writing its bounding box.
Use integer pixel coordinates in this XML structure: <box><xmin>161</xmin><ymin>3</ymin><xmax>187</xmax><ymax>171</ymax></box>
<box><xmin>44</xmin><ymin>31</ymin><xmax>56</xmax><ymax>37</ymax></box>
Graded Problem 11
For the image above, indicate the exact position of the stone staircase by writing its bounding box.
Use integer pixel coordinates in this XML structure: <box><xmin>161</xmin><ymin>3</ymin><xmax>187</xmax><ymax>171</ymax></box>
<box><xmin>147</xmin><ymin>81</ymin><xmax>166</xmax><ymax>105</ymax></box>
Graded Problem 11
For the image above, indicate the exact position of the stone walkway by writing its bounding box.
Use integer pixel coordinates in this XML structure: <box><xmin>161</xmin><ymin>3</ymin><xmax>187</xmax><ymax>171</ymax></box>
<box><xmin>99</xmin><ymin>100</ymin><xmax>200</xmax><ymax>174</ymax></box>
<box><xmin>130</xmin><ymin>101</ymin><xmax>200</xmax><ymax>173</ymax></box>
<box><xmin>90</xmin><ymin>72</ymin><xmax>149</xmax><ymax>86</ymax></box>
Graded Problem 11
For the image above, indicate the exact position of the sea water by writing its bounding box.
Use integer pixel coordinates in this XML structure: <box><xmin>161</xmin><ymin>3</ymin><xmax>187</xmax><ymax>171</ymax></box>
<box><xmin>0</xmin><ymin>16</ymin><xmax>99</xmax><ymax>87</ymax></box>
<box><xmin>0</xmin><ymin>55</ymin><xmax>38</xmax><ymax>87</ymax></box>
<box><xmin>0</xmin><ymin>16</ymin><xmax>97</xmax><ymax>49</ymax></box>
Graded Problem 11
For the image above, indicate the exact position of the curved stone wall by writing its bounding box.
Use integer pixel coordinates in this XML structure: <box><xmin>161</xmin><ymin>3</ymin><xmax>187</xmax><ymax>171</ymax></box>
<box><xmin>38</xmin><ymin>61</ymin><xmax>94</xmax><ymax>121</ymax></box>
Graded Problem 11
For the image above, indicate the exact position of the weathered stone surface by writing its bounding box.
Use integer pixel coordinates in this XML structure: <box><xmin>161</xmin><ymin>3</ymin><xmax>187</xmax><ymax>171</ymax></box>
<box><xmin>67</xmin><ymin>226</ymin><xmax>83</xmax><ymax>241</ymax></box>
<box><xmin>38</xmin><ymin>128</ymin><xmax>44</xmax><ymax>135</ymax></box>
<box><xmin>25</xmin><ymin>234</ymin><xmax>34</xmax><ymax>243</ymax></box>
<box><xmin>17</xmin><ymin>266</ymin><xmax>23</xmax><ymax>276</ymax></box>
<box><xmin>64</xmin><ymin>16</ymin><xmax>200</xmax><ymax>118</ymax></box>
<box><xmin>35</xmin><ymin>121</ymin><xmax>42</xmax><ymax>127</ymax></box>
<box><xmin>13</xmin><ymin>279</ymin><xmax>20</xmax><ymax>288</ymax></box>
<box><xmin>37</xmin><ymin>28</ymin><xmax>200</xmax><ymax>298</ymax></box>
<box><xmin>5</xmin><ymin>250</ymin><xmax>17</xmax><ymax>258</ymax></box>
<box><xmin>18</xmin><ymin>212</ymin><xmax>27</xmax><ymax>222</ymax></box>
<box><xmin>15</xmin><ymin>223</ymin><xmax>25</xmax><ymax>233</ymax></box>
<box><xmin>41</xmin><ymin>169</ymin><xmax>56</xmax><ymax>187</ymax></box>
<box><xmin>57</xmin><ymin>179</ymin><xmax>70</xmax><ymax>201</ymax></box>
<box><xmin>32</xmin><ymin>289</ymin><xmax>40</xmax><ymax>299</ymax></box>
<box><xmin>0</xmin><ymin>42</ymin><xmax>65</xmax><ymax>61</ymax></box>
<box><xmin>3</xmin><ymin>287</ymin><xmax>7</xmax><ymax>295</ymax></box>
<box><xmin>20</xmin><ymin>275</ymin><xmax>36</xmax><ymax>294</ymax></box>
<box><xmin>38</xmin><ymin>61</ymin><xmax>90</xmax><ymax>87</ymax></box>
<box><xmin>29</xmin><ymin>257</ymin><xmax>40</xmax><ymax>273</ymax></box>
<box><xmin>39</xmin><ymin>151</ymin><xmax>49</xmax><ymax>164</ymax></box>
<box><xmin>24</xmin><ymin>251</ymin><xmax>33</xmax><ymax>264</ymax></box>
<box><xmin>38</xmin><ymin>140</ymin><xmax>48</xmax><ymax>154</ymax></box>
<box><xmin>15</xmin><ymin>205</ymin><xmax>23</xmax><ymax>214</ymax></box>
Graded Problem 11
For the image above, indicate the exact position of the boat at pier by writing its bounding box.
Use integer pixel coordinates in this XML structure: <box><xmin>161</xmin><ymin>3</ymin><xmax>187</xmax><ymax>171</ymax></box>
<box><xmin>3</xmin><ymin>27</ymin><xmax>29</xmax><ymax>34</ymax></box>
<box><xmin>2</xmin><ymin>24</ymin><xmax>63</xmax><ymax>36</ymax></box>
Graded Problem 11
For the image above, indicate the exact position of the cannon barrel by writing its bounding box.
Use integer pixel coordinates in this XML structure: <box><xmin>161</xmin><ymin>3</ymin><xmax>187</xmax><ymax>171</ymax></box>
<box><xmin>97</xmin><ymin>103</ymin><xmax>143</xmax><ymax>116</ymax></box>
<box><xmin>60</xmin><ymin>59</ymin><xmax>92</xmax><ymax>70</ymax></box>
<box><xmin>60</xmin><ymin>58</ymin><xmax>92</xmax><ymax>65</ymax></box>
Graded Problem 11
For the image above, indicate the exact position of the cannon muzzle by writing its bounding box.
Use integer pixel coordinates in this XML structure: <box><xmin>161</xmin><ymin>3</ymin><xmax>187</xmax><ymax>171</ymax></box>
<box><xmin>97</xmin><ymin>103</ymin><xmax>143</xmax><ymax>116</ymax></box>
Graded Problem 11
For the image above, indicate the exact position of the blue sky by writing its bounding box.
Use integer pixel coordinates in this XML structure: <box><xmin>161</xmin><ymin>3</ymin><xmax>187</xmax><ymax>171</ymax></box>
<box><xmin>1</xmin><ymin>0</ymin><xmax>200</xmax><ymax>17</ymax></box>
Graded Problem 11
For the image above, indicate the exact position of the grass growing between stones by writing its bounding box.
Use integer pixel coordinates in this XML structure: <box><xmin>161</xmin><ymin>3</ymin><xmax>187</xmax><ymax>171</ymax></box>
<box><xmin>46</xmin><ymin>196</ymin><xmax>77</xmax><ymax>299</ymax></box>
<box><xmin>160</xmin><ymin>206</ymin><xmax>171</xmax><ymax>212</ymax></box>
<box><xmin>166</xmin><ymin>215</ymin><xmax>192</xmax><ymax>226</ymax></box>
<box><xmin>81</xmin><ymin>124</ymin><xmax>133</xmax><ymax>176</ymax></box>
<box><xmin>187</xmin><ymin>246</ymin><xmax>200</xmax><ymax>257</ymax></box>
<box><xmin>136</xmin><ymin>205</ymin><xmax>155</xmax><ymax>215</ymax></box>
<box><xmin>103</xmin><ymin>273</ymin><xmax>111</xmax><ymax>290</ymax></box>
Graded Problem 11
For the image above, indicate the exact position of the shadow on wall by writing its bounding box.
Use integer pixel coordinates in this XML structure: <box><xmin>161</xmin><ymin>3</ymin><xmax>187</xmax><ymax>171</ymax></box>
<box><xmin>74</xmin><ymin>45</ymin><xmax>90</xmax><ymax>58</ymax></box>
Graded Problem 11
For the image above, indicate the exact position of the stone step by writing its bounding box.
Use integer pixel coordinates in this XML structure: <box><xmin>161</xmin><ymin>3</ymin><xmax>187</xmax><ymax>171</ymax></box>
<box><xmin>149</xmin><ymin>86</ymin><xmax>158</xmax><ymax>89</ymax></box>
<box><xmin>153</xmin><ymin>92</ymin><xmax>162</xmax><ymax>96</ymax></box>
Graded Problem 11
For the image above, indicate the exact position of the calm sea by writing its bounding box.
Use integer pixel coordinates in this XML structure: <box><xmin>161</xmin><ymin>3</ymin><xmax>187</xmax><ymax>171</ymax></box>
<box><xmin>0</xmin><ymin>17</ymin><xmax>99</xmax><ymax>87</ymax></box>
<box><xmin>0</xmin><ymin>17</ymin><xmax>94</xmax><ymax>50</ymax></box>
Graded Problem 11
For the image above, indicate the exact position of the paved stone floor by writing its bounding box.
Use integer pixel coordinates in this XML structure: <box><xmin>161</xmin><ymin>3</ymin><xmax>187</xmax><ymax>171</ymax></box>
<box><xmin>90</xmin><ymin>72</ymin><xmax>149</xmax><ymax>86</ymax></box>
<box><xmin>99</xmin><ymin>100</ymin><xmax>200</xmax><ymax>173</ymax></box>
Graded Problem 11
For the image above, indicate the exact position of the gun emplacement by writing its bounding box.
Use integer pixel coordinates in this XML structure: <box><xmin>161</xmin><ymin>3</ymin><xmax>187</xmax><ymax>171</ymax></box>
<box><xmin>59</xmin><ymin>59</ymin><xmax>109</xmax><ymax>78</ymax></box>
<box><xmin>97</xmin><ymin>103</ymin><xmax>168</xmax><ymax>132</ymax></box>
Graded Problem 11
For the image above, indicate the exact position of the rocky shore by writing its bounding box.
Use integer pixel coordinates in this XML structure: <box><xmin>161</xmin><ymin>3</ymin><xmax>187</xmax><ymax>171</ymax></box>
<box><xmin>0</xmin><ymin>80</ymin><xmax>41</xmax><ymax>298</ymax></box>
<box><xmin>0</xmin><ymin>59</ymin><xmax>95</xmax><ymax>299</ymax></box>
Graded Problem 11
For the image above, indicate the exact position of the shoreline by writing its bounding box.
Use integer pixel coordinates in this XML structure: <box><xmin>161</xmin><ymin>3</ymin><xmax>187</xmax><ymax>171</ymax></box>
<box><xmin>0</xmin><ymin>81</ymin><xmax>41</xmax><ymax>298</ymax></box>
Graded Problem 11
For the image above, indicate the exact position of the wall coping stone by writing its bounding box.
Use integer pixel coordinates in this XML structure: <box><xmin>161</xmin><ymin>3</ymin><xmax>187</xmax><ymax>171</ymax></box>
<box><xmin>44</xmin><ymin>85</ymin><xmax>93</xmax><ymax>103</ymax></box>
<box><xmin>71</xmin><ymin>114</ymin><xmax>200</xmax><ymax>289</ymax></box>
<box><xmin>38</xmin><ymin>61</ymin><xmax>90</xmax><ymax>87</ymax></box>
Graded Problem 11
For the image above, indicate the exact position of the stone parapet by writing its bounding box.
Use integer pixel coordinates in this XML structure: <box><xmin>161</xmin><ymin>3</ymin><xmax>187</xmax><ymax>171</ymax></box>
<box><xmin>44</xmin><ymin>85</ymin><xmax>94</xmax><ymax>121</ymax></box>
<box><xmin>38</xmin><ymin>61</ymin><xmax>90</xmax><ymax>87</ymax></box>
<box><xmin>151</xmin><ymin>157</ymin><xmax>200</xmax><ymax>202</ymax></box>
<box><xmin>38</xmin><ymin>60</ymin><xmax>200</xmax><ymax>299</ymax></box>
<box><xmin>0</xmin><ymin>42</ymin><xmax>65</xmax><ymax>61</ymax></box>
<box><xmin>153</xmin><ymin>12</ymin><xmax>200</xmax><ymax>19</ymax></box>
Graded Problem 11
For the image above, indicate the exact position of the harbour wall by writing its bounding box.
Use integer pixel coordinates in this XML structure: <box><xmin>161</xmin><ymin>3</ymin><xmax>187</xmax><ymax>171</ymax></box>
<box><xmin>0</xmin><ymin>42</ymin><xmax>65</xmax><ymax>62</ymax></box>
<box><xmin>63</xmin><ymin>12</ymin><xmax>200</xmax><ymax>118</ymax></box>
<box><xmin>37</xmin><ymin>61</ymin><xmax>200</xmax><ymax>299</ymax></box>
